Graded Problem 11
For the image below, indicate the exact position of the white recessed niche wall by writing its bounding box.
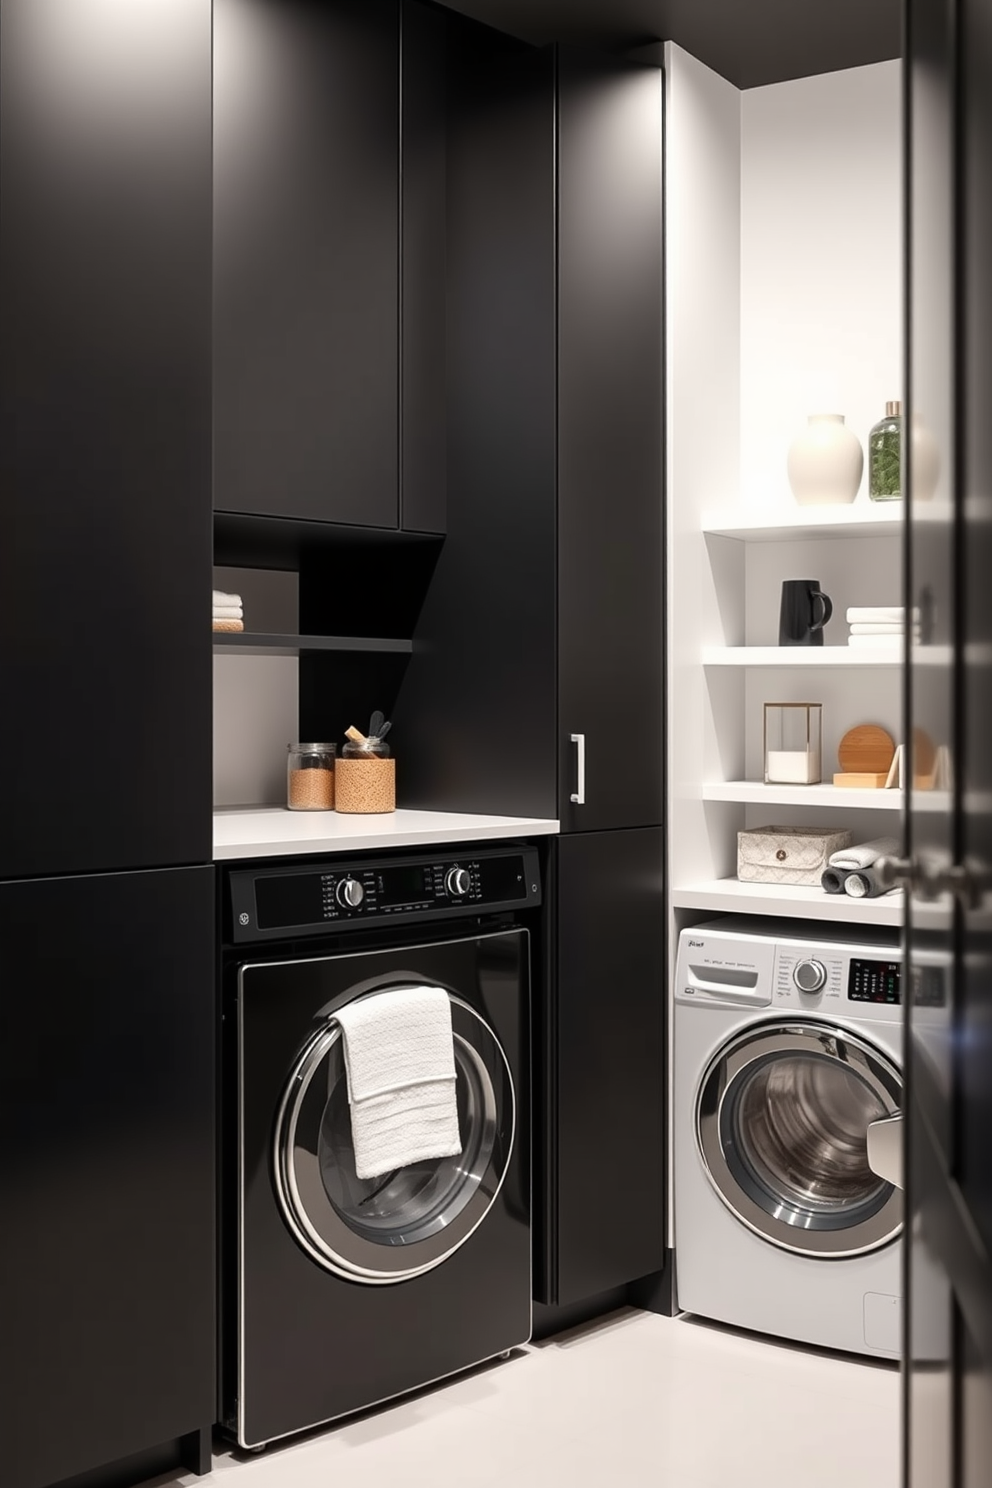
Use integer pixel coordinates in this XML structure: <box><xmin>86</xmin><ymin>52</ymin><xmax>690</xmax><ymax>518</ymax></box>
<box><xmin>666</xmin><ymin>44</ymin><xmax>904</xmax><ymax>927</ymax></box>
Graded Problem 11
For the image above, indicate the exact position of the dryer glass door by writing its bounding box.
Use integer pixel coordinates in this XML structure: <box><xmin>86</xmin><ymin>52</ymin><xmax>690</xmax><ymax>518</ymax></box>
<box><xmin>697</xmin><ymin>1022</ymin><xmax>903</xmax><ymax>1257</ymax></box>
<box><xmin>275</xmin><ymin>994</ymin><xmax>515</xmax><ymax>1283</ymax></box>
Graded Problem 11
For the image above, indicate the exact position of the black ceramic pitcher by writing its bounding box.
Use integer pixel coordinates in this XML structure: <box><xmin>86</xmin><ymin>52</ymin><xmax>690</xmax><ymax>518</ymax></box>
<box><xmin>778</xmin><ymin>579</ymin><xmax>833</xmax><ymax>646</ymax></box>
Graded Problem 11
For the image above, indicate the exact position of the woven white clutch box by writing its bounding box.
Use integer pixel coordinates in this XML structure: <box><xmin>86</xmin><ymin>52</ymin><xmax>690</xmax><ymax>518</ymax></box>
<box><xmin>737</xmin><ymin>825</ymin><xmax>853</xmax><ymax>887</ymax></box>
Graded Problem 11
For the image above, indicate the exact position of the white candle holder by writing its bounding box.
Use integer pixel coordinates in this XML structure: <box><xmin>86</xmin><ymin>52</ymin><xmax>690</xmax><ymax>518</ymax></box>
<box><xmin>764</xmin><ymin>702</ymin><xmax>822</xmax><ymax>785</ymax></box>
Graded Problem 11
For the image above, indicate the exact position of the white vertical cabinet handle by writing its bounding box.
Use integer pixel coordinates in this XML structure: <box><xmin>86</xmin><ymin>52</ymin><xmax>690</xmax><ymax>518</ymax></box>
<box><xmin>570</xmin><ymin>733</ymin><xmax>586</xmax><ymax>805</ymax></box>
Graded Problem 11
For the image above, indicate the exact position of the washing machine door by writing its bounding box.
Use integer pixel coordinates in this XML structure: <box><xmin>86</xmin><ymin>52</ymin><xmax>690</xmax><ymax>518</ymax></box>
<box><xmin>274</xmin><ymin>992</ymin><xmax>514</xmax><ymax>1284</ymax></box>
<box><xmin>697</xmin><ymin>1021</ymin><xmax>903</xmax><ymax>1257</ymax></box>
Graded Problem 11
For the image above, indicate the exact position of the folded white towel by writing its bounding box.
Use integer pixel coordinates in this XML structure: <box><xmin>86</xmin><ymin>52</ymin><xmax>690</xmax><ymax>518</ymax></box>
<box><xmin>846</xmin><ymin>606</ymin><xmax>919</xmax><ymax>624</ymax></box>
<box><xmin>334</xmin><ymin>986</ymin><xmax>461</xmax><ymax>1181</ymax></box>
<box><xmin>848</xmin><ymin>634</ymin><xmax>905</xmax><ymax>648</ymax></box>
<box><xmin>829</xmin><ymin>835</ymin><xmax>901</xmax><ymax>871</ymax></box>
<box><xmin>213</xmin><ymin>590</ymin><xmax>243</xmax><ymax>607</ymax></box>
<box><xmin>212</xmin><ymin>604</ymin><xmax>244</xmax><ymax>619</ymax></box>
<box><xmin>849</xmin><ymin>622</ymin><xmax>912</xmax><ymax>635</ymax></box>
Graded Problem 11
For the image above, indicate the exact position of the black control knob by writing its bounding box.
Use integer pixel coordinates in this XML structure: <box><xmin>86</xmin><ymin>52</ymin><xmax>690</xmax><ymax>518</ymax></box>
<box><xmin>446</xmin><ymin>866</ymin><xmax>471</xmax><ymax>898</ymax></box>
<box><xmin>336</xmin><ymin>877</ymin><xmax>364</xmax><ymax>909</ymax></box>
<box><xmin>794</xmin><ymin>959</ymin><xmax>827</xmax><ymax>994</ymax></box>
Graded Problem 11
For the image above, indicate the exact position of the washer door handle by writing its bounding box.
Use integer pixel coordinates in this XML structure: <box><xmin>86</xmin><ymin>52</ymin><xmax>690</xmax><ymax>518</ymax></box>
<box><xmin>867</xmin><ymin>1113</ymin><xmax>904</xmax><ymax>1190</ymax></box>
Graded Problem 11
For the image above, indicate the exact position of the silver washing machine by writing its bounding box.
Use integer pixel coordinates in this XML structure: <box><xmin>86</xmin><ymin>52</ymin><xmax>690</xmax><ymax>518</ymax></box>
<box><xmin>673</xmin><ymin>917</ymin><xmax>903</xmax><ymax>1357</ymax></box>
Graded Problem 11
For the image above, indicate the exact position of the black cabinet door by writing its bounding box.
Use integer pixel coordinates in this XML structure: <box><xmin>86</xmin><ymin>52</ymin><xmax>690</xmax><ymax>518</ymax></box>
<box><xmin>400</xmin><ymin>0</ymin><xmax>447</xmax><ymax>535</ymax></box>
<box><xmin>551</xmin><ymin>828</ymin><xmax>665</xmax><ymax>1305</ymax></box>
<box><xmin>0</xmin><ymin>0</ymin><xmax>212</xmax><ymax>878</ymax></box>
<box><xmin>214</xmin><ymin>0</ymin><xmax>400</xmax><ymax>529</ymax></box>
<box><xmin>557</xmin><ymin>50</ymin><xmax>664</xmax><ymax>832</ymax></box>
<box><xmin>0</xmin><ymin>868</ymin><xmax>215</xmax><ymax>1488</ymax></box>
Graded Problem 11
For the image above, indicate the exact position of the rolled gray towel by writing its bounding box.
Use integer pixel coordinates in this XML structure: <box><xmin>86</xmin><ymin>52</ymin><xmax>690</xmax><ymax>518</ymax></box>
<box><xmin>821</xmin><ymin>867</ymin><xmax>849</xmax><ymax>894</ymax></box>
<box><xmin>844</xmin><ymin>866</ymin><xmax>898</xmax><ymax>899</ymax></box>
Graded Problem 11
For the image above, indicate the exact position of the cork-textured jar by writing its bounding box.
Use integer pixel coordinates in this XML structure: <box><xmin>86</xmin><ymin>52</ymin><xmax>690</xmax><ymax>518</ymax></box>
<box><xmin>335</xmin><ymin>741</ymin><xmax>395</xmax><ymax>814</ymax></box>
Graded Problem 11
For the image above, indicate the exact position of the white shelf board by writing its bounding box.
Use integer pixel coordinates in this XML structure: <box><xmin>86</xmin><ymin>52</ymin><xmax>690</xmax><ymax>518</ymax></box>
<box><xmin>672</xmin><ymin>878</ymin><xmax>905</xmax><ymax>926</ymax></box>
<box><xmin>703</xmin><ymin>646</ymin><xmax>903</xmax><ymax>667</ymax></box>
<box><xmin>702</xmin><ymin>504</ymin><xmax>903</xmax><ymax>542</ymax></box>
<box><xmin>213</xmin><ymin>807</ymin><xmax>560</xmax><ymax>861</ymax></box>
<box><xmin>702</xmin><ymin>781</ymin><xmax>903</xmax><ymax>810</ymax></box>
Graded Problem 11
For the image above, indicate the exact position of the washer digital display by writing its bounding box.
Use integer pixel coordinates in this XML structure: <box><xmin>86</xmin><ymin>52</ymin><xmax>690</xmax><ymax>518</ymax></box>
<box><xmin>848</xmin><ymin>959</ymin><xmax>901</xmax><ymax>1005</ymax></box>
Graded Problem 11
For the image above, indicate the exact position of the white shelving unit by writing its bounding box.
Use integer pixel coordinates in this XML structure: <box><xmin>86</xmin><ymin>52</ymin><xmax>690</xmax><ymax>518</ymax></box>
<box><xmin>702</xmin><ymin>646</ymin><xmax>902</xmax><ymax>667</ymax></box>
<box><xmin>672</xmin><ymin>880</ymin><xmax>905</xmax><ymax>927</ymax></box>
<box><xmin>666</xmin><ymin>47</ymin><xmax>905</xmax><ymax>939</ymax></box>
<box><xmin>701</xmin><ymin>781</ymin><xmax>902</xmax><ymax>809</ymax></box>
<box><xmin>701</xmin><ymin>505</ymin><xmax>903</xmax><ymax>542</ymax></box>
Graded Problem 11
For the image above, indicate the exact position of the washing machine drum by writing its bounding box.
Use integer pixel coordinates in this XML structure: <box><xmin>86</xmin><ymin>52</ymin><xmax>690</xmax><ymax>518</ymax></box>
<box><xmin>697</xmin><ymin>1021</ymin><xmax>903</xmax><ymax>1258</ymax></box>
<box><xmin>274</xmin><ymin>992</ymin><xmax>514</xmax><ymax>1284</ymax></box>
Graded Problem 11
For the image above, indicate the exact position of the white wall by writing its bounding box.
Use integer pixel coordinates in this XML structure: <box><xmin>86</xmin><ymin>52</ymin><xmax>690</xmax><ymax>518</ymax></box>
<box><xmin>213</xmin><ymin>654</ymin><xmax>299</xmax><ymax>808</ymax></box>
<box><xmin>667</xmin><ymin>55</ymin><xmax>904</xmax><ymax>889</ymax></box>
<box><xmin>212</xmin><ymin>566</ymin><xmax>300</xmax><ymax>808</ymax></box>
<box><xmin>739</xmin><ymin>62</ymin><xmax>903</xmax><ymax>512</ymax></box>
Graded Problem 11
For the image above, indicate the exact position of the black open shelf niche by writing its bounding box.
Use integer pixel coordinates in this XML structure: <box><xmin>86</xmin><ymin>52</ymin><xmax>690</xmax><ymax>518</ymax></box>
<box><xmin>212</xmin><ymin>633</ymin><xmax>413</xmax><ymax>657</ymax></box>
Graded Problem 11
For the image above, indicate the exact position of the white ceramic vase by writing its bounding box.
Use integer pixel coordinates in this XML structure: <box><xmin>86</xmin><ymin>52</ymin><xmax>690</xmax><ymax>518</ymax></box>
<box><xmin>911</xmin><ymin>413</ymin><xmax>940</xmax><ymax>501</ymax></box>
<box><xmin>787</xmin><ymin>414</ymin><xmax>864</xmax><ymax>506</ymax></box>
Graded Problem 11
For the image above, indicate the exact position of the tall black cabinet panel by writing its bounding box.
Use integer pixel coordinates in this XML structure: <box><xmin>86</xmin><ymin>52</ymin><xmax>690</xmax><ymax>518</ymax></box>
<box><xmin>401</xmin><ymin>1</ymin><xmax>447</xmax><ymax>536</ymax></box>
<box><xmin>213</xmin><ymin>0</ymin><xmax>400</xmax><ymax>529</ymax></box>
<box><xmin>548</xmin><ymin>828</ymin><xmax>666</xmax><ymax>1305</ymax></box>
<box><xmin>1</xmin><ymin>868</ymin><xmax>215</xmax><ymax>1488</ymax></box>
<box><xmin>395</xmin><ymin>19</ymin><xmax>558</xmax><ymax>813</ymax></box>
<box><xmin>557</xmin><ymin>50</ymin><xmax>664</xmax><ymax>833</ymax></box>
<box><xmin>0</xmin><ymin>0</ymin><xmax>212</xmax><ymax>879</ymax></box>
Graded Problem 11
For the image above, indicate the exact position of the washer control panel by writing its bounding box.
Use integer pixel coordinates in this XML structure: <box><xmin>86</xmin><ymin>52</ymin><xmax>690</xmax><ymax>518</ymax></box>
<box><xmin>775</xmin><ymin>945</ymin><xmax>846</xmax><ymax>1006</ymax></box>
<box><xmin>228</xmin><ymin>845</ymin><xmax>541</xmax><ymax>942</ymax></box>
<box><xmin>675</xmin><ymin>919</ymin><xmax>901</xmax><ymax>1020</ymax></box>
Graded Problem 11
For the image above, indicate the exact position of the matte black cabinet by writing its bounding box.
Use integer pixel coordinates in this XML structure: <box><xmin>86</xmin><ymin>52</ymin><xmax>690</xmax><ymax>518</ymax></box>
<box><xmin>557</xmin><ymin>50</ymin><xmax>664</xmax><ymax>833</ymax></box>
<box><xmin>549</xmin><ymin>828</ymin><xmax>666</xmax><ymax>1305</ymax></box>
<box><xmin>213</xmin><ymin>0</ymin><xmax>446</xmax><ymax>534</ymax></box>
<box><xmin>0</xmin><ymin>0</ymin><xmax>213</xmax><ymax>879</ymax></box>
<box><xmin>1</xmin><ymin>868</ymin><xmax>216</xmax><ymax>1488</ymax></box>
<box><xmin>543</xmin><ymin>51</ymin><xmax>667</xmax><ymax>1310</ymax></box>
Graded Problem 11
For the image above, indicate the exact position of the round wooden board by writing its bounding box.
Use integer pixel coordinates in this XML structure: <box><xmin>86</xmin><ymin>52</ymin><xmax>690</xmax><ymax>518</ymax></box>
<box><xmin>837</xmin><ymin>723</ymin><xmax>896</xmax><ymax>774</ymax></box>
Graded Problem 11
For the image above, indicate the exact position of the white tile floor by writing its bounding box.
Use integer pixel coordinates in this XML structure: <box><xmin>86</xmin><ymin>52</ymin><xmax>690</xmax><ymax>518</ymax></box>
<box><xmin>160</xmin><ymin>1310</ymin><xmax>900</xmax><ymax>1488</ymax></box>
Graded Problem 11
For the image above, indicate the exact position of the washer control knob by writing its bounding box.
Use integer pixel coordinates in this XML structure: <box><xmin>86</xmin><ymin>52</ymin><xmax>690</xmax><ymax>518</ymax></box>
<box><xmin>446</xmin><ymin>866</ymin><xmax>471</xmax><ymax>898</ymax></box>
<box><xmin>794</xmin><ymin>959</ymin><xmax>827</xmax><ymax>994</ymax></box>
<box><xmin>336</xmin><ymin>877</ymin><xmax>364</xmax><ymax>909</ymax></box>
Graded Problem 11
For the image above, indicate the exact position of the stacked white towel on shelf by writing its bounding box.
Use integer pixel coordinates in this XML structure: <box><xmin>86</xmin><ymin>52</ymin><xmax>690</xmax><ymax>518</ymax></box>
<box><xmin>213</xmin><ymin>589</ymin><xmax>244</xmax><ymax>633</ymax></box>
<box><xmin>846</xmin><ymin>606</ymin><xmax>920</xmax><ymax>648</ymax></box>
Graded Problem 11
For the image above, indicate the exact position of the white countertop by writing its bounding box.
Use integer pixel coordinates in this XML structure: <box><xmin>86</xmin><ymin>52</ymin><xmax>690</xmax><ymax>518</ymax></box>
<box><xmin>213</xmin><ymin>807</ymin><xmax>560</xmax><ymax>861</ymax></box>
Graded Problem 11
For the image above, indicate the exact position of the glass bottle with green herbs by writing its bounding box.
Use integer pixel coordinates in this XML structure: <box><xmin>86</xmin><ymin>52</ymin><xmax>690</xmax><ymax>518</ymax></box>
<box><xmin>869</xmin><ymin>400</ymin><xmax>902</xmax><ymax>500</ymax></box>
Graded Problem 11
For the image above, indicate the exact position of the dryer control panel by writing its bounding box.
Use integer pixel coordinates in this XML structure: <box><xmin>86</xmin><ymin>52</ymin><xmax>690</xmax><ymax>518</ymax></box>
<box><xmin>228</xmin><ymin>845</ymin><xmax>541</xmax><ymax>943</ymax></box>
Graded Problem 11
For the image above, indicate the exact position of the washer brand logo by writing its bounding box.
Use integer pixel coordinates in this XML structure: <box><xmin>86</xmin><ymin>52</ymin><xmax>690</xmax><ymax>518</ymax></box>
<box><xmin>687</xmin><ymin>939</ymin><xmax>705</xmax><ymax>948</ymax></box>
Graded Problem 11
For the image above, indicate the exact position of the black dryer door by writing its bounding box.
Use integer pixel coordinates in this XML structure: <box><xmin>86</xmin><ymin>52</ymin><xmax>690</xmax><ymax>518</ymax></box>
<box><xmin>271</xmin><ymin>983</ymin><xmax>515</xmax><ymax>1285</ymax></box>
